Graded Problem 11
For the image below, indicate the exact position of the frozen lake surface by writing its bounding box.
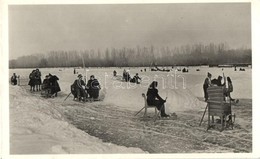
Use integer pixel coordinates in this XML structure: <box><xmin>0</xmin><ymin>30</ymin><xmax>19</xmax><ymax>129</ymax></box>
<box><xmin>9</xmin><ymin>67</ymin><xmax>252</xmax><ymax>153</ymax></box>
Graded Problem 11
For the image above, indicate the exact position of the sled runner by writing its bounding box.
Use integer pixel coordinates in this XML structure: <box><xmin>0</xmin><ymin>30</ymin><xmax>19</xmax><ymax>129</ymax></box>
<box><xmin>206</xmin><ymin>86</ymin><xmax>235</xmax><ymax>131</ymax></box>
<box><xmin>72</xmin><ymin>97</ymin><xmax>102</xmax><ymax>103</ymax></box>
<box><xmin>158</xmin><ymin>113</ymin><xmax>177</xmax><ymax>120</ymax></box>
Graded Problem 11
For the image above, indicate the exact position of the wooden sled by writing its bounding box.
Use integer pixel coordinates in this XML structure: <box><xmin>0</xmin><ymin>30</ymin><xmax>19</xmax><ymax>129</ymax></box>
<box><xmin>206</xmin><ymin>86</ymin><xmax>236</xmax><ymax>132</ymax></box>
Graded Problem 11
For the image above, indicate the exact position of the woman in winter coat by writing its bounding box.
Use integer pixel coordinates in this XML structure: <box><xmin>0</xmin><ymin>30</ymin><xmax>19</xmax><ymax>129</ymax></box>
<box><xmin>28</xmin><ymin>70</ymin><xmax>36</xmax><ymax>91</ymax></box>
<box><xmin>87</xmin><ymin>75</ymin><xmax>101</xmax><ymax>99</ymax></box>
<box><xmin>146</xmin><ymin>81</ymin><xmax>169</xmax><ymax>117</ymax></box>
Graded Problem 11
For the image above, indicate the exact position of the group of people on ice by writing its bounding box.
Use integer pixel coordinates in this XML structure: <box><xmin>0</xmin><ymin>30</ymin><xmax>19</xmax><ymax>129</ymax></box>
<box><xmin>27</xmin><ymin>68</ymin><xmax>61</xmax><ymax>97</ymax></box>
<box><xmin>28</xmin><ymin>69</ymin><xmax>42</xmax><ymax>92</ymax></box>
<box><xmin>122</xmin><ymin>69</ymin><xmax>142</xmax><ymax>84</ymax></box>
<box><xmin>71</xmin><ymin>74</ymin><xmax>101</xmax><ymax>102</ymax></box>
<box><xmin>203</xmin><ymin>72</ymin><xmax>237</xmax><ymax>102</ymax></box>
<box><xmin>41</xmin><ymin>73</ymin><xmax>61</xmax><ymax>97</ymax></box>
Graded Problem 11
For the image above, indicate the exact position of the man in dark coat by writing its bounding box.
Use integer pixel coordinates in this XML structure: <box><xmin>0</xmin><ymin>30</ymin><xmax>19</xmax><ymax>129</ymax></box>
<box><xmin>28</xmin><ymin>70</ymin><xmax>36</xmax><ymax>91</ymax></box>
<box><xmin>146</xmin><ymin>81</ymin><xmax>169</xmax><ymax>117</ymax></box>
<box><xmin>48</xmin><ymin>73</ymin><xmax>61</xmax><ymax>97</ymax></box>
<box><xmin>203</xmin><ymin>72</ymin><xmax>212</xmax><ymax>101</ymax></box>
<box><xmin>87</xmin><ymin>75</ymin><xmax>101</xmax><ymax>99</ymax></box>
<box><xmin>72</xmin><ymin>74</ymin><xmax>87</xmax><ymax>101</ymax></box>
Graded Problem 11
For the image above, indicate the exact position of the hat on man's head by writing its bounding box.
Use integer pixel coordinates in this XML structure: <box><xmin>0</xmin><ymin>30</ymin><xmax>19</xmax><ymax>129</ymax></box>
<box><xmin>90</xmin><ymin>75</ymin><xmax>95</xmax><ymax>78</ymax></box>
<box><xmin>78</xmin><ymin>74</ymin><xmax>83</xmax><ymax>78</ymax></box>
<box><xmin>207</xmin><ymin>72</ymin><xmax>212</xmax><ymax>77</ymax></box>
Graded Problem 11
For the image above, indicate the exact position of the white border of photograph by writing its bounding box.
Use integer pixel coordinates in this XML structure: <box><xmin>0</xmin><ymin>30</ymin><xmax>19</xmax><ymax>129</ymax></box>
<box><xmin>1</xmin><ymin>0</ymin><xmax>259</xmax><ymax>159</ymax></box>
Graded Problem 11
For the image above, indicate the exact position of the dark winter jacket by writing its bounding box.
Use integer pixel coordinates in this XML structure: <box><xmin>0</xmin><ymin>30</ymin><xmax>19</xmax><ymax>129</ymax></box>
<box><xmin>42</xmin><ymin>79</ymin><xmax>50</xmax><ymax>90</ymax></box>
<box><xmin>87</xmin><ymin>79</ymin><xmax>100</xmax><ymax>90</ymax></box>
<box><xmin>28</xmin><ymin>72</ymin><xmax>36</xmax><ymax>86</ymax></box>
<box><xmin>49</xmin><ymin>75</ymin><xmax>61</xmax><ymax>93</ymax></box>
<box><xmin>11</xmin><ymin>75</ymin><xmax>17</xmax><ymax>85</ymax></box>
<box><xmin>146</xmin><ymin>88</ymin><xmax>165</xmax><ymax>106</ymax></box>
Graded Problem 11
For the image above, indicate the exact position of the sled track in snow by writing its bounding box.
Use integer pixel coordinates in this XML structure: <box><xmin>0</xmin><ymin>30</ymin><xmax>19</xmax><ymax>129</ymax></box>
<box><xmin>20</xmin><ymin>85</ymin><xmax>252</xmax><ymax>153</ymax></box>
<box><xmin>62</xmin><ymin>101</ymin><xmax>252</xmax><ymax>153</ymax></box>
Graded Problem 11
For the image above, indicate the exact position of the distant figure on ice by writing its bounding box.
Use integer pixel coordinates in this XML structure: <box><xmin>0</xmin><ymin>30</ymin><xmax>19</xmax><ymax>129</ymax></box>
<box><xmin>130</xmin><ymin>73</ymin><xmax>141</xmax><ymax>84</ymax></box>
<box><xmin>113</xmin><ymin>70</ymin><xmax>117</xmax><ymax>77</ymax></box>
<box><xmin>182</xmin><ymin>68</ymin><xmax>188</xmax><ymax>73</ymax></box>
<box><xmin>74</xmin><ymin>68</ymin><xmax>76</xmax><ymax>74</ymax></box>
<box><xmin>28</xmin><ymin>70</ymin><xmax>36</xmax><ymax>91</ymax></box>
<box><xmin>211</xmin><ymin>76</ymin><xmax>225</xmax><ymax>86</ymax></box>
<box><xmin>71</xmin><ymin>74</ymin><xmax>87</xmax><ymax>102</ymax></box>
<box><xmin>48</xmin><ymin>74</ymin><xmax>61</xmax><ymax>97</ymax></box>
<box><xmin>123</xmin><ymin>69</ymin><xmax>127</xmax><ymax>81</ymax></box>
<box><xmin>239</xmin><ymin>68</ymin><xmax>245</xmax><ymax>71</ymax></box>
<box><xmin>11</xmin><ymin>73</ymin><xmax>18</xmax><ymax>85</ymax></box>
<box><xmin>203</xmin><ymin>72</ymin><xmax>212</xmax><ymax>101</ymax></box>
<box><xmin>146</xmin><ymin>81</ymin><xmax>169</xmax><ymax>117</ymax></box>
<box><xmin>87</xmin><ymin>75</ymin><xmax>101</xmax><ymax>100</ymax></box>
<box><xmin>123</xmin><ymin>69</ymin><xmax>131</xmax><ymax>82</ymax></box>
<box><xmin>35</xmin><ymin>68</ymin><xmax>42</xmax><ymax>91</ymax></box>
<box><xmin>144</xmin><ymin>68</ymin><xmax>146</xmax><ymax>72</ymax></box>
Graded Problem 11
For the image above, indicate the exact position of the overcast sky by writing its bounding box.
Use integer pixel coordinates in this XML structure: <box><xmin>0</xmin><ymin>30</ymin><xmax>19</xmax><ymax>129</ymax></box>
<box><xmin>8</xmin><ymin>3</ymin><xmax>251</xmax><ymax>59</ymax></box>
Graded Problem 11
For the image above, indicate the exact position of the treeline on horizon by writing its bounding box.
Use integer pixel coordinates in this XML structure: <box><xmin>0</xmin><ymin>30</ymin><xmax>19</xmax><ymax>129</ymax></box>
<box><xmin>9</xmin><ymin>43</ymin><xmax>251</xmax><ymax>68</ymax></box>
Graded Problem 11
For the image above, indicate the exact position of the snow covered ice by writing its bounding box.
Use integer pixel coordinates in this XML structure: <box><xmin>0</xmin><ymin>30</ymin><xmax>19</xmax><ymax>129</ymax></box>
<box><xmin>9</xmin><ymin>67</ymin><xmax>252</xmax><ymax>153</ymax></box>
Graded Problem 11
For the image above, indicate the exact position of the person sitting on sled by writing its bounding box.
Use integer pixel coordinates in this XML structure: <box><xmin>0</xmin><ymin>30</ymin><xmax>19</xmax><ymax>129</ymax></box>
<box><xmin>130</xmin><ymin>73</ymin><xmax>141</xmax><ymax>84</ymax></box>
<box><xmin>72</xmin><ymin>74</ymin><xmax>87</xmax><ymax>102</ymax></box>
<box><xmin>146</xmin><ymin>81</ymin><xmax>169</xmax><ymax>117</ymax></box>
<box><xmin>86</xmin><ymin>75</ymin><xmax>101</xmax><ymax>100</ymax></box>
<box><xmin>11</xmin><ymin>73</ymin><xmax>18</xmax><ymax>85</ymax></box>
